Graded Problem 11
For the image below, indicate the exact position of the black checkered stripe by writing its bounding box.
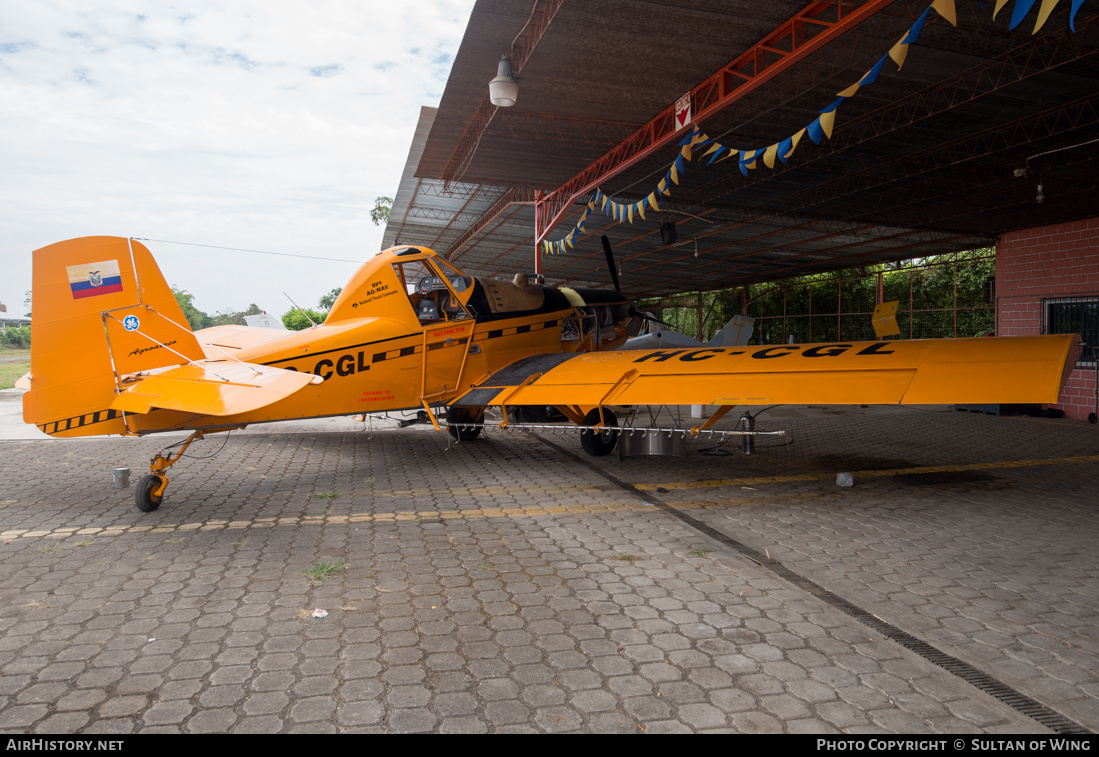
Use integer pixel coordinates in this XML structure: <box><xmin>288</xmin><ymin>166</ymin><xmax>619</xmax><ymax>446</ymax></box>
<box><xmin>472</xmin><ymin>319</ymin><xmax>561</xmax><ymax>344</ymax></box>
<box><xmin>39</xmin><ymin>408</ymin><xmax>122</xmax><ymax>435</ymax></box>
<box><xmin>265</xmin><ymin>317</ymin><xmax>563</xmax><ymax>369</ymax></box>
<box><xmin>369</xmin><ymin>335</ymin><xmax>470</xmax><ymax>365</ymax></box>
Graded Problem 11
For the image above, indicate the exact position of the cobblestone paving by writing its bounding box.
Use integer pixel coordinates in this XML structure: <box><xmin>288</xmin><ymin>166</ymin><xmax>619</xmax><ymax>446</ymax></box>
<box><xmin>0</xmin><ymin>405</ymin><xmax>1095</xmax><ymax>733</ymax></box>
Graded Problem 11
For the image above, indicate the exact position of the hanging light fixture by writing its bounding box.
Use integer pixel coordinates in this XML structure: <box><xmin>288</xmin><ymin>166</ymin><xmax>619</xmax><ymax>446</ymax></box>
<box><xmin>488</xmin><ymin>53</ymin><xmax>519</xmax><ymax>107</ymax></box>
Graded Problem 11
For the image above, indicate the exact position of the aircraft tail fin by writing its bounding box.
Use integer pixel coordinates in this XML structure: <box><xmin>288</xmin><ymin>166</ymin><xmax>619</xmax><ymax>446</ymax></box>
<box><xmin>23</xmin><ymin>237</ymin><xmax>206</xmax><ymax>437</ymax></box>
<box><xmin>704</xmin><ymin>315</ymin><xmax>755</xmax><ymax>347</ymax></box>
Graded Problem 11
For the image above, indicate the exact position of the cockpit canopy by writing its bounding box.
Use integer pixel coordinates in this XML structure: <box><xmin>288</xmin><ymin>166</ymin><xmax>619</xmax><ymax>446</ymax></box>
<box><xmin>326</xmin><ymin>247</ymin><xmax>474</xmax><ymax>327</ymax></box>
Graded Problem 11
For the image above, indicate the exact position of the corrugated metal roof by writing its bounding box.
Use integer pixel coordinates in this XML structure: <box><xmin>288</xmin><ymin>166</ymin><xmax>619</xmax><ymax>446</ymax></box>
<box><xmin>385</xmin><ymin>0</ymin><xmax>1099</xmax><ymax>297</ymax></box>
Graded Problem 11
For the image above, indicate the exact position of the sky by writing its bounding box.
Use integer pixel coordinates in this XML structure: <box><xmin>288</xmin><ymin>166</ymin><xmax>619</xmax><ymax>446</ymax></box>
<box><xmin>0</xmin><ymin>0</ymin><xmax>477</xmax><ymax>318</ymax></box>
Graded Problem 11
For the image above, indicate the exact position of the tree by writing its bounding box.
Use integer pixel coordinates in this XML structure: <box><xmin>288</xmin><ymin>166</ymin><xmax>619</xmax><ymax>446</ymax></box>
<box><xmin>210</xmin><ymin>303</ymin><xmax>264</xmax><ymax>327</ymax></box>
<box><xmin>1</xmin><ymin>326</ymin><xmax>30</xmax><ymax>348</ymax></box>
<box><xmin>282</xmin><ymin>308</ymin><xmax>325</xmax><ymax>331</ymax></box>
<box><xmin>171</xmin><ymin>288</ymin><xmax>213</xmax><ymax>330</ymax></box>
<box><xmin>371</xmin><ymin>196</ymin><xmax>393</xmax><ymax>226</ymax></box>
<box><xmin>23</xmin><ymin>290</ymin><xmax>31</xmax><ymax>318</ymax></box>
<box><xmin>318</xmin><ymin>288</ymin><xmax>342</xmax><ymax>312</ymax></box>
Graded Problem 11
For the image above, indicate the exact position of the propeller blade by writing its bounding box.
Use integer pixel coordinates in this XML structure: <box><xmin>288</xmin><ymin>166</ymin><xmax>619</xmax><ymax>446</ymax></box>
<box><xmin>601</xmin><ymin>235</ymin><xmax>621</xmax><ymax>296</ymax></box>
<box><xmin>603</xmin><ymin>234</ymin><xmax>674</xmax><ymax>327</ymax></box>
<box><xmin>630</xmin><ymin>307</ymin><xmax>674</xmax><ymax>328</ymax></box>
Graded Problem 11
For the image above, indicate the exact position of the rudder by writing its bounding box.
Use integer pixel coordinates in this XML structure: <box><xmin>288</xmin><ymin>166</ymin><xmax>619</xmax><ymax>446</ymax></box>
<box><xmin>23</xmin><ymin>237</ymin><xmax>205</xmax><ymax>436</ymax></box>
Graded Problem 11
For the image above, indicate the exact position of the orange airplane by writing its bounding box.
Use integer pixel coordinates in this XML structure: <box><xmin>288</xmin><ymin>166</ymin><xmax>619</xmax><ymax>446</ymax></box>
<box><xmin>23</xmin><ymin>236</ymin><xmax>1080</xmax><ymax>512</ymax></box>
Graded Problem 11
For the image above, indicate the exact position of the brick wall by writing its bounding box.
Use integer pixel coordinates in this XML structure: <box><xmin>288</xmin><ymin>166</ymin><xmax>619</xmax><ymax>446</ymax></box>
<box><xmin>997</xmin><ymin>218</ymin><xmax>1098</xmax><ymax>420</ymax></box>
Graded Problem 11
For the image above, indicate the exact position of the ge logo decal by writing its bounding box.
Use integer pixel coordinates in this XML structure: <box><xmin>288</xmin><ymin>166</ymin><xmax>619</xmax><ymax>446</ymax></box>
<box><xmin>123</xmin><ymin>315</ymin><xmax>141</xmax><ymax>332</ymax></box>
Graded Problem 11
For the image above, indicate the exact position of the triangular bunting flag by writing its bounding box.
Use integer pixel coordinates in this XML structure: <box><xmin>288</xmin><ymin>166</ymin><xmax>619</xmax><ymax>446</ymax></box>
<box><xmin>904</xmin><ymin>7</ymin><xmax>933</xmax><ymax>44</ymax></box>
<box><xmin>857</xmin><ymin>54</ymin><xmax>889</xmax><ymax>87</ymax></box>
<box><xmin>889</xmin><ymin>40</ymin><xmax>910</xmax><ymax>69</ymax></box>
<box><xmin>1072</xmin><ymin>0</ymin><xmax>1086</xmax><ymax>30</ymax></box>
<box><xmin>776</xmin><ymin>136</ymin><xmax>793</xmax><ymax>164</ymax></box>
<box><xmin>763</xmin><ymin>143</ymin><xmax>779</xmax><ymax>169</ymax></box>
<box><xmin>786</xmin><ymin>128</ymin><xmax>805</xmax><ymax>158</ymax></box>
<box><xmin>931</xmin><ymin>0</ymin><xmax>957</xmax><ymax>26</ymax></box>
<box><xmin>807</xmin><ymin>117</ymin><xmax>824</xmax><ymax>144</ymax></box>
<box><xmin>1008</xmin><ymin>0</ymin><xmax>1039</xmax><ymax>29</ymax></box>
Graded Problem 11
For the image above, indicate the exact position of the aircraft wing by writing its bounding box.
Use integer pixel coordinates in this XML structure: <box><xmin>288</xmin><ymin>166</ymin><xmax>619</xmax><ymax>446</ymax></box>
<box><xmin>110</xmin><ymin>360</ymin><xmax>322</xmax><ymax>416</ymax></box>
<box><xmin>453</xmin><ymin>335</ymin><xmax>1081</xmax><ymax>409</ymax></box>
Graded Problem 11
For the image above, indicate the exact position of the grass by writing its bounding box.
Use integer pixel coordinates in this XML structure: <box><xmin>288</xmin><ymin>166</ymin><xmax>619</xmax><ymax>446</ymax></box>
<box><xmin>311</xmin><ymin>491</ymin><xmax>340</xmax><ymax>499</ymax></box>
<box><xmin>303</xmin><ymin>558</ymin><xmax>343</xmax><ymax>584</ymax></box>
<box><xmin>688</xmin><ymin>547</ymin><xmax>713</xmax><ymax>558</ymax></box>
<box><xmin>0</xmin><ymin>350</ymin><xmax>31</xmax><ymax>390</ymax></box>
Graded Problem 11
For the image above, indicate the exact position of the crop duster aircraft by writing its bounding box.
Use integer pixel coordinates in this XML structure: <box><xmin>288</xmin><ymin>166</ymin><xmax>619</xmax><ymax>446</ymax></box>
<box><xmin>23</xmin><ymin>236</ymin><xmax>1081</xmax><ymax>513</ymax></box>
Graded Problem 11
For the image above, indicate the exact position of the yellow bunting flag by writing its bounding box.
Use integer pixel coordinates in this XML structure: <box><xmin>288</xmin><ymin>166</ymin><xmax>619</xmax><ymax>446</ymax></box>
<box><xmin>785</xmin><ymin>128</ymin><xmax>806</xmax><ymax>159</ymax></box>
<box><xmin>931</xmin><ymin>0</ymin><xmax>957</xmax><ymax>26</ymax></box>
<box><xmin>819</xmin><ymin>109</ymin><xmax>837</xmax><ymax>139</ymax></box>
<box><xmin>888</xmin><ymin>40</ymin><xmax>910</xmax><ymax>69</ymax></box>
<box><xmin>838</xmin><ymin>83</ymin><xmax>860</xmax><ymax>98</ymax></box>
<box><xmin>636</xmin><ymin>201</ymin><xmax>646</xmax><ymax>221</ymax></box>
<box><xmin>763</xmin><ymin>143</ymin><xmax>779</xmax><ymax>169</ymax></box>
<box><xmin>647</xmin><ymin>191</ymin><xmax>660</xmax><ymax>211</ymax></box>
<box><xmin>1033</xmin><ymin>0</ymin><xmax>1060</xmax><ymax>32</ymax></box>
<box><xmin>993</xmin><ymin>0</ymin><xmax>1011</xmax><ymax>19</ymax></box>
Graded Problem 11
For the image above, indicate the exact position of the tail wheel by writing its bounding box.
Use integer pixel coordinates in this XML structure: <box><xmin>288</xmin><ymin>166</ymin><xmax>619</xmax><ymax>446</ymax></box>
<box><xmin>580</xmin><ymin>408</ymin><xmax>618</xmax><ymax>456</ymax></box>
<box><xmin>135</xmin><ymin>474</ymin><xmax>164</xmax><ymax>513</ymax></box>
<box><xmin>448</xmin><ymin>406</ymin><xmax>484</xmax><ymax>441</ymax></box>
<box><xmin>135</xmin><ymin>474</ymin><xmax>164</xmax><ymax>512</ymax></box>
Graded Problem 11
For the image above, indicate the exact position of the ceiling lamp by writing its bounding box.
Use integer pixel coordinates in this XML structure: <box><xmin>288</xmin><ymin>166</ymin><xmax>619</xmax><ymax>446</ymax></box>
<box><xmin>488</xmin><ymin>53</ymin><xmax>518</xmax><ymax>107</ymax></box>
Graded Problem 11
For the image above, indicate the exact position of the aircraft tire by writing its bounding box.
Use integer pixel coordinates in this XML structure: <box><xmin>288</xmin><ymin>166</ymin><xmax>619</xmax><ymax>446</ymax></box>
<box><xmin>581</xmin><ymin>408</ymin><xmax>618</xmax><ymax>456</ymax></box>
<box><xmin>448</xmin><ymin>425</ymin><xmax>482</xmax><ymax>441</ymax></box>
<box><xmin>135</xmin><ymin>474</ymin><xmax>163</xmax><ymax>513</ymax></box>
<box><xmin>447</xmin><ymin>406</ymin><xmax>484</xmax><ymax>441</ymax></box>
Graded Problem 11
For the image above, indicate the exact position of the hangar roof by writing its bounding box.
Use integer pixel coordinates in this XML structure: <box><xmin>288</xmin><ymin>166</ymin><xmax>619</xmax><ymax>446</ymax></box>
<box><xmin>383</xmin><ymin>0</ymin><xmax>1099</xmax><ymax>298</ymax></box>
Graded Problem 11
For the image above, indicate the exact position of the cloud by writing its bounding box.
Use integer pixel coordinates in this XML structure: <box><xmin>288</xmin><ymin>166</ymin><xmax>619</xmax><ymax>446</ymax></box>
<box><xmin>0</xmin><ymin>0</ymin><xmax>477</xmax><ymax>315</ymax></box>
<box><xmin>309</xmin><ymin>63</ymin><xmax>342</xmax><ymax>78</ymax></box>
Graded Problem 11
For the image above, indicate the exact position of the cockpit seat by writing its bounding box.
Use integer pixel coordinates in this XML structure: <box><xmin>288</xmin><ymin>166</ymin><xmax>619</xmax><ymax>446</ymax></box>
<box><xmin>416</xmin><ymin>298</ymin><xmax>439</xmax><ymax>321</ymax></box>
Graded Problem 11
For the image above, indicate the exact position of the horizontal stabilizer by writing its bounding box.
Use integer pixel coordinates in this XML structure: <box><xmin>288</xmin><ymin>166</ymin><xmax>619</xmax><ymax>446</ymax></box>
<box><xmin>194</xmin><ymin>324</ymin><xmax>296</xmax><ymax>359</ymax></box>
<box><xmin>111</xmin><ymin>360</ymin><xmax>322</xmax><ymax>416</ymax></box>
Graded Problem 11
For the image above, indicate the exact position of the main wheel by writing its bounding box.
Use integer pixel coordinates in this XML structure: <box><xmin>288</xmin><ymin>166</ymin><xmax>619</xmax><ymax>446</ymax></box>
<box><xmin>580</xmin><ymin>408</ymin><xmax>618</xmax><ymax>456</ymax></box>
<box><xmin>135</xmin><ymin>474</ymin><xmax>164</xmax><ymax>513</ymax></box>
<box><xmin>447</xmin><ymin>406</ymin><xmax>484</xmax><ymax>441</ymax></box>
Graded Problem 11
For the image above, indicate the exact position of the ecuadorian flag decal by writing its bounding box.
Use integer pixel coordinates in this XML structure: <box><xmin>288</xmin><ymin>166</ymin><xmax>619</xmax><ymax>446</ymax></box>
<box><xmin>67</xmin><ymin>259</ymin><xmax>123</xmax><ymax>299</ymax></box>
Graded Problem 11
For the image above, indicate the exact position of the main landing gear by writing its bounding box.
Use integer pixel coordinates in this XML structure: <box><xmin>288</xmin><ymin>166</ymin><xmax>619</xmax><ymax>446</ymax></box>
<box><xmin>447</xmin><ymin>406</ymin><xmax>484</xmax><ymax>441</ymax></box>
<box><xmin>134</xmin><ymin>430</ymin><xmax>206</xmax><ymax>512</ymax></box>
<box><xmin>580</xmin><ymin>407</ymin><xmax>618</xmax><ymax>456</ymax></box>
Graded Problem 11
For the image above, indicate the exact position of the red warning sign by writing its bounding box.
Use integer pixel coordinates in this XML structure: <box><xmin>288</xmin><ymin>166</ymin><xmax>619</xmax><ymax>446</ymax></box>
<box><xmin>675</xmin><ymin>93</ymin><xmax>692</xmax><ymax>130</ymax></box>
